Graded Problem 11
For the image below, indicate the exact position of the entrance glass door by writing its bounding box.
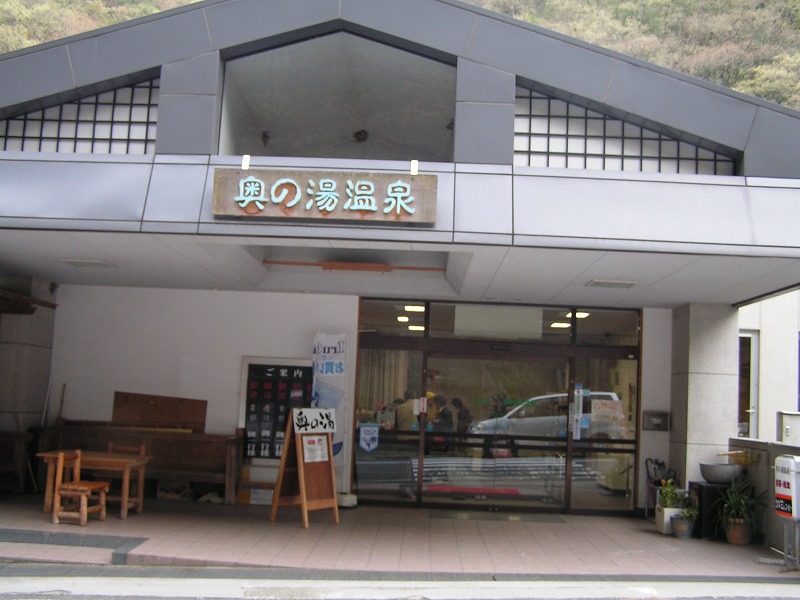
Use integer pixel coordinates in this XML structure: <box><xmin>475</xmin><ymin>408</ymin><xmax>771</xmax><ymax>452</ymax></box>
<box><xmin>353</xmin><ymin>348</ymin><xmax>423</xmax><ymax>503</ymax></box>
<box><xmin>422</xmin><ymin>356</ymin><xmax>569</xmax><ymax>509</ymax></box>
<box><xmin>355</xmin><ymin>299</ymin><xmax>640</xmax><ymax>513</ymax></box>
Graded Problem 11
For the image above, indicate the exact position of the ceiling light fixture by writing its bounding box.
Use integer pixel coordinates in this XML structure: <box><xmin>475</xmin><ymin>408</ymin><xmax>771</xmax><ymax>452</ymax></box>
<box><xmin>262</xmin><ymin>260</ymin><xmax>444</xmax><ymax>273</ymax></box>
<box><xmin>408</xmin><ymin>325</ymin><xmax>425</xmax><ymax>332</ymax></box>
<box><xmin>404</xmin><ymin>305</ymin><xmax>425</xmax><ymax>312</ymax></box>
<box><xmin>566</xmin><ymin>311</ymin><xmax>590</xmax><ymax>319</ymax></box>
<box><xmin>397</xmin><ymin>315</ymin><xmax>409</xmax><ymax>323</ymax></box>
<box><xmin>60</xmin><ymin>259</ymin><xmax>117</xmax><ymax>268</ymax></box>
<box><xmin>586</xmin><ymin>279</ymin><xmax>636</xmax><ymax>289</ymax></box>
<box><xmin>550</xmin><ymin>322</ymin><xmax>571</xmax><ymax>328</ymax></box>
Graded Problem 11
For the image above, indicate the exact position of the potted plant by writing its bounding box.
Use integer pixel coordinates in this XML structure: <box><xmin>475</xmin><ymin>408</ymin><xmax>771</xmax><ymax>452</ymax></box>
<box><xmin>655</xmin><ymin>478</ymin><xmax>685</xmax><ymax>534</ymax></box>
<box><xmin>713</xmin><ymin>478</ymin><xmax>766</xmax><ymax>545</ymax></box>
<box><xmin>671</xmin><ymin>505</ymin><xmax>698</xmax><ymax>539</ymax></box>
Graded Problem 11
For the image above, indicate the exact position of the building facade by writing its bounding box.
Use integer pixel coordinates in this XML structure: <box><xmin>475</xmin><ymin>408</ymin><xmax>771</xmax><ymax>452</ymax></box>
<box><xmin>2</xmin><ymin>0</ymin><xmax>800</xmax><ymax>513</ymax></box>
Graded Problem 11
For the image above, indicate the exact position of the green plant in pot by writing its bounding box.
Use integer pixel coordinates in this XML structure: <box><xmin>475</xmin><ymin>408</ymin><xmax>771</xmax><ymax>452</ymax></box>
<box><xmin>713</xmin><ymin>478</ymin><xmax>766</xmax><ymax>545</ymax></box>
<box><xmin>671</xmin><ymin>505</ymin><xmax>698</xmax><ymax>539</ymax></box>
<box><xmin>655</xmin><ymin>479</ymin><xmax>685</xmax><ymax>534</ymax></box>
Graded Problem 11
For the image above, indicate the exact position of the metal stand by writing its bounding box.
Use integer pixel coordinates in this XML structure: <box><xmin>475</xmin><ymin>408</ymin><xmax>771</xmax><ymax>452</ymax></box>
<box><xmin>784</xmin><ymin>520</ymin><xmax>800</xmax><ymax>570</ymax></box>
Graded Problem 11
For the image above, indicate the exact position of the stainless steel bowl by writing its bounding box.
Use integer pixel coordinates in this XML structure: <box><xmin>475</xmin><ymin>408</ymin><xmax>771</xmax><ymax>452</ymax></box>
<box><xmin>699</xmin><ymin>462</ymin><xmax>743</xmax><ymax>484</ymax></box>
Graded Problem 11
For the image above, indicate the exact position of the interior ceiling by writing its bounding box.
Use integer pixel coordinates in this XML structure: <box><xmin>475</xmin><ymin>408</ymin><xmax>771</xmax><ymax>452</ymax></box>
<box><xmin>1</xmin><ymin>229</ymin><xmax>799</xmax><ymax>310</ymax></box>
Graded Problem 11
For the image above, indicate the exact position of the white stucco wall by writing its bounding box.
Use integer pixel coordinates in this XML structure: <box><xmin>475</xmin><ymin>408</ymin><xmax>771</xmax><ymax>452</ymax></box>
<box><xmin>50</xmin><ymin>285</ymin><xmax>360</xmax><ymax>488</ymax></box>
<box><xmin>639</xmin><ymin>308</ymin><xmax>672</xmax><ymax>505</ymax></box>
<box><xmin>739</xmin><ymin>291</ymin><xmax>799</xmax><ymax>440</ymax></box>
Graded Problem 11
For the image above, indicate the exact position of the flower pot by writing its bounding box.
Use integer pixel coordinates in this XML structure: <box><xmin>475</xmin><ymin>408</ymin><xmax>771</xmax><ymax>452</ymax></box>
<box><xmin>655</xmin><ymin>505</ymin><xmax>682</xmax><ymax>534</ymax></box>
<box><xmin>671</xmin><ymin>516</ymin><xmax>695</xmax><ymax>539</ymax></box>
<box><xmin>724</xmin><ymin>518</ymin><xmax>751</xmax><ymax>545</ymax></box>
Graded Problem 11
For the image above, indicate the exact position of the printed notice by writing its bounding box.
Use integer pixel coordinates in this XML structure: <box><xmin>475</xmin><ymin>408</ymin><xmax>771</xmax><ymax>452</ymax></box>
<box><xmin>303</xmin><ymin>435</ymin><xmax>328</xmax><ymax>463</ymax></box>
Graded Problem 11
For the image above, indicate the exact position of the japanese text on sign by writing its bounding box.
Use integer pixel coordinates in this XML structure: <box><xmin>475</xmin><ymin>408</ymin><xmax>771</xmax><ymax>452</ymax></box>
<box><xmin>294</xmin><ymin>408</ymin><xmax>336</xmax><ymax>434</ymax></box>
<box><xmin>212</xmin><ymin>169</ymin><xmax>437</xmax><ymax>224</ymax></box>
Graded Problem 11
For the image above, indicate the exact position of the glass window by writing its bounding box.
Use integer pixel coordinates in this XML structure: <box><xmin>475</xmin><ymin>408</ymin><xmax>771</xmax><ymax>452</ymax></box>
<box><xmin>575</xmin><ymin>309</ymin><xmax>639</xmax><ymax>346</ymax></box>
<box><xmin>359</xmin><ymin>299</ymin><xmax>426</xmax><ymax>337</ymax></box>
<box><xmin>428</xmin><ymin>303</ymin><xmax>572</xmax><ymax>344</ymax></box>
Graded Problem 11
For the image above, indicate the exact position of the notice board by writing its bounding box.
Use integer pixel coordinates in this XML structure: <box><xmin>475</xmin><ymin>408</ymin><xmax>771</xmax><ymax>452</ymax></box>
<box><xmin>242</xmin><ymin>361</ymin><xmax>314</xmax><ymax>459</ymax></box>
<box><xmin>269</xmin><ymin>408</ymin><xmax>339</xmax><ymax>528</ymax></box>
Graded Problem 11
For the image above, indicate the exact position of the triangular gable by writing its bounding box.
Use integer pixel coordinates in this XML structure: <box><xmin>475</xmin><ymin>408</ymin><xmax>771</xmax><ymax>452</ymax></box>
<box><xmin>0</xmin><ymin>0</ymin><xmax>798</xmax><ymax>177</ymax></box>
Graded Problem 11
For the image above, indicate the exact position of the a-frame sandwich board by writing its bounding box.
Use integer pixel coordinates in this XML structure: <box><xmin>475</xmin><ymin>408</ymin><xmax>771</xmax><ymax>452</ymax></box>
<box><xmin>269</xmin><ymin>408</ymin><xmax>339</xmax><ymax>528</ymax></box>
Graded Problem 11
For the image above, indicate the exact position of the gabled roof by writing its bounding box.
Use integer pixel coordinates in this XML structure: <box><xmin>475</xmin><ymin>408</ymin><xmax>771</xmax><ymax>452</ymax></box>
<box><xmin>1</xmin><ymin>0</ymin><xmax>798</xmax><ymax>177</ymax></box>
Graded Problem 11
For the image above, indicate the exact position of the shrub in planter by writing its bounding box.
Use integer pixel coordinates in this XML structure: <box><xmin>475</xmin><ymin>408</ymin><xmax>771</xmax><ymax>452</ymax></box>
<box><xmin>713</xmin><ymin>478</ymin><xmax>766</xmax><ymax>545</ymax></box>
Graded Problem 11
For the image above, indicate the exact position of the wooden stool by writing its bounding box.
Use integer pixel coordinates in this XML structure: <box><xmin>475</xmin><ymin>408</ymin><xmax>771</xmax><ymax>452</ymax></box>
<box><xmin>52</xmin><ymin>450</ymin><xmax>109</xmax><ymax>526</ymax></box>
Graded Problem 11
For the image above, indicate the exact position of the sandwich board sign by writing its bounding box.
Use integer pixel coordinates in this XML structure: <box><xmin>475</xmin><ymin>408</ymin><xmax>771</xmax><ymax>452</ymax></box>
<box><xmin>269</xmin><ymin>408</ymin><xmax>339</xmax><ymax>528</ymax></box>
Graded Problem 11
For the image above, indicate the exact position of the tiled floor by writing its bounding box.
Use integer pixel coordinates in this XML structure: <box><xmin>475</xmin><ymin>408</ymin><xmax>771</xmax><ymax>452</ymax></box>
<box><xmin>1</xmin><ymin>493</ymin><xmax>798</xmax><ymax>579</ymax></box>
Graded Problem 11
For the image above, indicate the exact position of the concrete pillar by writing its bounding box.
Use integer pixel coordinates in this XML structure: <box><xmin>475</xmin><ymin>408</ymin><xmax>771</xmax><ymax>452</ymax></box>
<box><xmin>670</xmin><ymin>303</ymin><xmax>739</xmax><ymax>486</ymax></box>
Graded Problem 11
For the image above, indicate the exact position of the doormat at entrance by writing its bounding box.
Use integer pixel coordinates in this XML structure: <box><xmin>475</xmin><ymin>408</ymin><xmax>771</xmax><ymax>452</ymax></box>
<box><xmin>429</xmin><ymin>509</ymin><xmax>564</xmax><ymax>523</ymax></box>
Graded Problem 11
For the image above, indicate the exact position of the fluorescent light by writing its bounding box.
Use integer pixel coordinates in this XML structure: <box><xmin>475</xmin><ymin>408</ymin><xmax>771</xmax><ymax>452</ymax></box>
<box><xmin>241</xmin><ymin>154</ymin><xmax>251</xmax><ymax>170</ymax></box>
<box><xmin>410</xmin><ymin>159</ymin><xmax>419</xmax><ymax>176</ymax></box>
<box><xmin>397</xmin><ymin>316</ymin><xmax>409</xmax><ymax>323</ymax></box>
<box><xmin>586</xmin><ymin>279</ymin><xmax>636</xmax><ymax>289</ymax></box>
<box><xmin>60</xmin><ymin>259</ymin><xmax>116</xmax><ymax>268</ymax></box>
<box><xmin>566</xmin><ymin>311</ymin><xmax>590</xmax><ymax>319</ymax></box>
<box><xmin>404</xmin><ymin>305</ymin><xmax>425</xmax><ymax>312</ymax></box>
<box><xmin>550</xmin><ymin>322</ymin><xmax>571</xmax><ymax>328</ymax></box>
<box><xmin>408</xmin><ymin>325</ymin><xmax>425</xmax><ymax>331</ymax></box>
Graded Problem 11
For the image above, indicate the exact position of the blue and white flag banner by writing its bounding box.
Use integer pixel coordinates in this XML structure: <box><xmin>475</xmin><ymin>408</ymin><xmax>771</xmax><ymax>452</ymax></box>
<box><xmin>360</xmin><ymin>423</ymin><xmax>379</xmax><ymax>452</ymax></box>
<box><xmin>311</xmin><ymin>332</ymin><xmax>347</xmax><ymax>455</ymax></box>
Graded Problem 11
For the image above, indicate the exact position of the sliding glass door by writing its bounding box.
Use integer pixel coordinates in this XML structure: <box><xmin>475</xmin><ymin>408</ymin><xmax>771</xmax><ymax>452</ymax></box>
<box><xmin>354</xmin><ymin>300</ymin><xmax>639</xmax><ymax>513</ymax></box>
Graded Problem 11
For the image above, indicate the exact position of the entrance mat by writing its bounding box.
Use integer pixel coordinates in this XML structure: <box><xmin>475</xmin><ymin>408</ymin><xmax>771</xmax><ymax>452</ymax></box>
<box><xmin>429</xmin><ymin>509</ymin><xmax>564</xmax><ymax>523</ymax></box>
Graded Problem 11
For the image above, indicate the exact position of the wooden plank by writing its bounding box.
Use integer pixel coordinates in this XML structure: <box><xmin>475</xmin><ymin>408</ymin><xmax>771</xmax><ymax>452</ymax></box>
<box><xmin>112</xmin><ymin>392</ymin><xmax>207</xmax><ymax>432</ymax></box>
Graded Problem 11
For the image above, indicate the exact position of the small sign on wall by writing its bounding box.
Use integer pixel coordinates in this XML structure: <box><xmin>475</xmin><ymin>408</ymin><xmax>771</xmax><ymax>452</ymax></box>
<box><xmin>642</xmin><ymin>411</ymin><xmax>670</xmax><ymax>431</ymax></box>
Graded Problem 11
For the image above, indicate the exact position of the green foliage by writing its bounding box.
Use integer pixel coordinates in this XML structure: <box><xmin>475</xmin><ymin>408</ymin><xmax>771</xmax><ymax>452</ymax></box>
<box><xmin>713</xmin><ymin>478</ymin><xmax>767</xmax><ymax>532</ymax></box>
<box><xmin>657</xmin><ymin>478</ymin><xmax>684</xmax><ymax>508</ymax></box>
<box><xmin>0</xmin><ymin>0</ymin><xmax>199</xmax><ymax>53</ymax></box>
<box><xmin>469</xmin><ymin>0</ymin><xmax>800</xmax><ymax>111</ymax></box>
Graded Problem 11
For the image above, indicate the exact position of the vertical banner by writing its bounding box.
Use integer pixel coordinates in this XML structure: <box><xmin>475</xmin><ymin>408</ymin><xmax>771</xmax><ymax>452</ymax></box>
<box><xmin>311</xmin><ymin>333</ymin><xmax>347</xmax><ymax>456</ymax></box>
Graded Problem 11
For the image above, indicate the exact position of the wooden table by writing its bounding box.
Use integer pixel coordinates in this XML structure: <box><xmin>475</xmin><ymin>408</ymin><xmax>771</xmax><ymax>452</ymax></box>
<box><xmin>38</xmin><ymin>450</ymin><xmax>150</xmax><ymax>519</ymax></box>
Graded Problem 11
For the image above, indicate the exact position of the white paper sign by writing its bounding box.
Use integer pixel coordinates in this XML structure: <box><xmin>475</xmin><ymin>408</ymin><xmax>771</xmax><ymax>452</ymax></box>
<box><xmin>293</xmin><ymin>407</ymin><xmax>336</xmax><ymax>434</ymax></box>
<box><xmin>303</xmin><ymin>435</ymin><xmax>328</xmax><ymax>463</ymax></box>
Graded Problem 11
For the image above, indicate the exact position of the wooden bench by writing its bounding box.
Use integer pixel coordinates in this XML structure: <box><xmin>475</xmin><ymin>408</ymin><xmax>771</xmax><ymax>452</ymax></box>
<box><xmin>39</xmin><ymin>425</ymin><xmax>243</xmax><ymax>505</ymax></box>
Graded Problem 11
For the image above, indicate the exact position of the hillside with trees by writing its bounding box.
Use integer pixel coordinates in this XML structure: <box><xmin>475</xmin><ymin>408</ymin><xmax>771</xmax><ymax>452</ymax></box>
<box><xmin>2</xmin><ymin>0</ymin><xmax>800</xmax><ymax>110</ymax></box>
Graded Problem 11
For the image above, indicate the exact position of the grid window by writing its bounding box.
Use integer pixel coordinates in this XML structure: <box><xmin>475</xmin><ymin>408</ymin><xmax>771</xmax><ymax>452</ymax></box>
<box><xmin>0</xmin><ymin>79</ymin><xmax>159</xmax><ymax>155</ymax></box>
<box><xmin>514</xmin><ymin>87</ymin><xmax>737</xmax><ymax>175</ymax></box>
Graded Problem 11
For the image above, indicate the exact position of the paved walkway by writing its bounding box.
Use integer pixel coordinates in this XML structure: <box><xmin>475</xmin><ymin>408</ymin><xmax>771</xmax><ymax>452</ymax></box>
<box><xmin>1</xmin><ymin>493</ymin><xmax>799</xmax><ymax>598</ymax></box>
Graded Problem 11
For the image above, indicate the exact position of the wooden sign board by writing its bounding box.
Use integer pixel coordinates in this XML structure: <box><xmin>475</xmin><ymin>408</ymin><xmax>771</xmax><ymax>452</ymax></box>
<box><xmin>269</xmin><ymin>408</ymin><xmax>339</xmax><ymax>528</ymax></box>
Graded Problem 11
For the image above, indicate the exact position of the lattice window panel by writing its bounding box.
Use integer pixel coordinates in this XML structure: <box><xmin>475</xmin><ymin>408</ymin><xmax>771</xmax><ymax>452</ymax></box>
<box><xmin>0</xmin><ymin>79</ymin><xmax>159</xmax><ymax>155</ymax></box>
<box><xmin>514</xmin><ymin>88</ymin><xmax>736</xmax><ymax>175</ymax></box>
